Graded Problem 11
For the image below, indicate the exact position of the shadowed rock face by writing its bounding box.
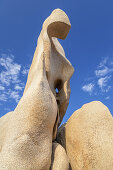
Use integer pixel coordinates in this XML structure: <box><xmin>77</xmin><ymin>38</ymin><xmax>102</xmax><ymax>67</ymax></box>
<box><xmin>0</xmin><ymin>9</ymin><xmax>74</xmax><ymax>170</ymax></box>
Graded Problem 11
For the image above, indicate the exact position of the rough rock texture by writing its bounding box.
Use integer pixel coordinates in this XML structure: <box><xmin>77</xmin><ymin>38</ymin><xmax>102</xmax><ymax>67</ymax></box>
<box><xmin>56</xmin><ymin>123</ymin><xmax>66</xmax><ymax>149</ymax></box>
<box><xmin>50</xmin><ymin>142</ymin><xmax>69</xmax><ymax>170</ymax></box>
<box><xmin>0</xmin><ymin>9</ymin><xmax>74</xmax><ymax>170</ymax></box>
<box><xmin>58</xmin><ymin>101</ymin><xmax>113</xmax><ymax>170</ymax></box>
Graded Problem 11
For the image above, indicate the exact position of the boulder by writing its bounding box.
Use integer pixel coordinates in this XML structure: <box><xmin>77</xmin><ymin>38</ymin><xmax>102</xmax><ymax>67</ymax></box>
<box><xmin>65</xmin><ymin>101</ymin><xmax>113</xmax><ymax>170</ymax></box>
<box><xmin>50</xmin><ymin>142</ymin><xmax>69</xmax><ymax>170</ymax></box>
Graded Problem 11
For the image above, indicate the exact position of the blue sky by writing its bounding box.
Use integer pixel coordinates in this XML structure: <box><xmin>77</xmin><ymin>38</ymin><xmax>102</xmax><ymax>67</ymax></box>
<box><xmin>0</xmin><ymin>0</ymin><xmax>113</xmax><ymax>124</ymax></box>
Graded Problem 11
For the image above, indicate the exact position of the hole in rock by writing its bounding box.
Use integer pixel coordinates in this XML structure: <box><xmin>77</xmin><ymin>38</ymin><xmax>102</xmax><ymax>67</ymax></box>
<box><xmin>56</xmin><ymin>88</ymin><xmax>59</xmax><ymax>94</ymax></box>
<box><xmin>54</xmin><ymin>79</ymin><xmax>63</xmax><ymax>91</ymax></box>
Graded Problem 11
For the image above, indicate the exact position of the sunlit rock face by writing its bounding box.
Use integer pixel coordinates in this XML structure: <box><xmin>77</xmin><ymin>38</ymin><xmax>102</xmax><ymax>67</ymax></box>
<box><xmin>57</xmin><ymin>101</ymin><xmax>113</xmax><ymax>170</ymax></box>
<box><xmin>0</xmin><ymin>9</ymin><xmax>74</xmax><ymax>170</ymax></box>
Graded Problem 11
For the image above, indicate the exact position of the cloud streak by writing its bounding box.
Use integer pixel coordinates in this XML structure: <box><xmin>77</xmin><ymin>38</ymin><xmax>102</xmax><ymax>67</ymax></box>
<box><xmin>82</xmin><ymin>83</ymin><xmax>94</xmax><ymax>94</ymax></box>
<box><xmin>0</xmin><ymin>54</ymin><xmax>21</xmax><ymax>86</ymax></box>
<box><xmin>82</xmin><ymin>56</ymin><xmax>113</xmax><ymax>98</ymax></box>
<box><xmin>97</xmin><ymin>76</ymin><xmax>111</xmax><ymax>92</ymax></box>
<box><xmin>0</xmin><ymin>53</ymin><xmax>29</xmax><ymax>104</ymax></box>
<box><xmin>95</xmin><ymin>67</ymin><xmax>109</xmax><ymax>77</ymax></box>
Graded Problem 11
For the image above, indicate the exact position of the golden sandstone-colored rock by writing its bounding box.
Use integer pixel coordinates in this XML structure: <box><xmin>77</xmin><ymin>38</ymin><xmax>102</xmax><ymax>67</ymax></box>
<box><xmin>50</xmin><ymin>142</ymin><xmax>69</xmax><ymax>170</ymax></box>
<box><xmin>0</xmin><ymin>9</ymin><xmax>74</xmax><ymax>170</ymax></box>
<box><xmin>57</xmin><ymin>101</ymin><xmax>113</xmax><ymax>170</ymax></box>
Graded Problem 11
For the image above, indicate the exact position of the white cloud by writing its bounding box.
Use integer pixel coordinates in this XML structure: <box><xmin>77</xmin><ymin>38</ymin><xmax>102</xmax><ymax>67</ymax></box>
<box><xmin>98</xmin><ymin>57</ymin><xmax>108</xmax><ymax>68</ymax></box>
<box><xmin>0</xmin><ymin>85</ymin><xmax>5</xmax><ymax>91</ymax></box>
<box><xmin>95</xmin><ymin>57</ymin><xmax>113</xmax><ymax>78</ymax></box>
<box><xmin>14</xmin><ymin>84</ymin><xmax>24</xmax><ymax>91</ymax></box>
<box><xmin>0</xmin><ymin>53</ymin><xmax>28</xmax><ymax>104</ymax></box>
<box><xmin>97</xmin><ymin>76</ymin><xmax>111</xmax><ymax>92</ymax></box>
<box><xmin>95</xmin><ymin>66</ymin><xmax>113</xmax><ymax>77</ymax></box>
<box><xmin>105</xmin><ymin>96</ymin><xmax>110</xmax><ymax>100</ymax></box>
<box><xmin>22</xmin><ymin>67</ymin><xmax>29</xmax><ymax>75</ymax></box>
<box><xmin>0</xmin><ymin>55</ymin><xmax>21</xmax><ymax>86</ymax></box>
<box><xmin>82</xmin><ymin>56</ymin><xmax>113</xmax><ymax>97</ymax></box>
<box><xmin>82</xmin><ymin>83</ymin><xmax>94</xmax><ymax>94</ymax></box>
<box><xmin>95</xmin><ymin>67</ymin><xmax>109</xmax><ymax>77</ymax></box>
<box><xmin>9</xmin><ymin>91</ymin><xmax>21</xmax><ymax>103</ymax></box>
<box><xmin>0</xmin><ymin>94</ymin><xmax>7</xmax><ymax>101</ymax></box>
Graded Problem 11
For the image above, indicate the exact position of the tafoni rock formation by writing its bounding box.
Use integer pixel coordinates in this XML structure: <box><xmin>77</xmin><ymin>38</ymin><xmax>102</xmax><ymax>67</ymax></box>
<box><xmin>0</xmin><ymin>9</ymin><xmax>113</xmax><ymax>170</ymax></box>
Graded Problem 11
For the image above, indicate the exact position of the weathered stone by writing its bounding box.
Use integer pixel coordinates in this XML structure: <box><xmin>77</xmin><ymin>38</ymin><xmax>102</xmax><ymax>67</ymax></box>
<box><xmin>50</xmin><ymin>142</ymin><xmax>69</xmax><ymax>170</ymax></box>
<box><xmin>65</xmin><ymin>101</ymin><xmax>113</xmax><ymax>170</ymax></box>
<box><xmin>0</xmin><ymin>9</ymin><xmax>74</xmax><ymax>170</ymax></box>
<box><xmin>56</xmin><ymin>123</ymin><xmax>66</xmax><ymax>149</ymax></box>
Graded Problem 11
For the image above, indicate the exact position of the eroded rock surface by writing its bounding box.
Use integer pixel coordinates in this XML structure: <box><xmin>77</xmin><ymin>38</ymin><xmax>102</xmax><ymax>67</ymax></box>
<box><xmin>50</xmin><ymin>142</ymin><xmax>69</xmax><ymax>170</ymax></box>
<box><xmin>0</xmin><ymin>9</ymin><xmax>74</xmax><ymax>170</ymax></box>
<box><xmin>57</xmin><ymin>101</ymin><xmax>113</xmax><ymax>170</ymax></box>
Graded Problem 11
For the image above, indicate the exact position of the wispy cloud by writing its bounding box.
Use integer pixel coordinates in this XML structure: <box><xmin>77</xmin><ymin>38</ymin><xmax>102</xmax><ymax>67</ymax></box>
<box><xmin>95</xmin><ymin>56</ymin><xmax>113</xmax><ymax>77</ymax></box>
<box><xmin>9</xmin><ymin>91</ymin><xmax>20</xmax><ymax>103</ymax></box>
<box><xmin>105</xmin><ymin>96</ymin><xmax>110</xmax><ymax>100</ymax></box>
<box><xmin>0</xmin><ymin>53</ymin><xmax>29</xmax><ymax>104</ymax></box>
<box><xmin>82</xmin><ymin>83</ymin><xmax>94</xmax><ymax>94</ymax></box>
<box><xmin>22</xmin><ymin>66</ymin><xmax>29</xmax><ymax>75</ymax></box>
<box><xmin>97</xmin><ymin>76</ymin><xmax>111</xmax><ymax>92</ymax></box>
<box><xmin>95</xmin><ymin>66</ymin><xmax>109</xmax><ymax>77</ymax></box>
<box><xmin>0</xmin><ymin>85</ymin><xmax>5</xmax><ymax>91</ymax></box>
<box><xmin>82</xmin><ymin>56</ymin><xmax>113</xmax><ymax>99</ymax></box>
<box><xmin>0</xmin><ymin>54</ymin><xmax>21</xmax><ymax>86</ymax></box>
<box><xmin>14</xmin><ymin>84</ymin><xmax>24</xmax><ymax>91</ymax></box>
<box><xmin>98</xmin><ymin>57</ymin><xmax>108</xmax><ymax>68</ymax></box>
<box><xmin>0</xmin><ymin>94</ymin><xmax>7</xmax><ymax>101</ymax></box>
